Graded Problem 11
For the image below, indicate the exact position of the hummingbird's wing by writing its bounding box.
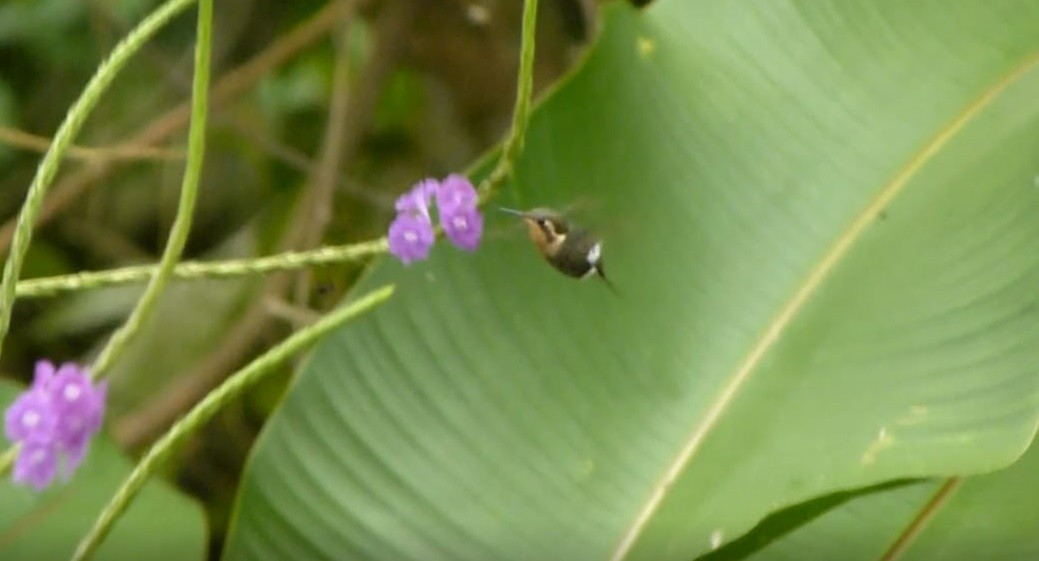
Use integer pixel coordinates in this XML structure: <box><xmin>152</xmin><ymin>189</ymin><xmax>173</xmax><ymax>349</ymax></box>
<box><xmin>574</xmin><ymin>232</ymin><xmax>620</xmax><ymax>296</ymax></box>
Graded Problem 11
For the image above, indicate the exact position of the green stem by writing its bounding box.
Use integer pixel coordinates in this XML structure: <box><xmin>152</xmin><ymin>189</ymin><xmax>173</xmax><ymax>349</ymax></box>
<box><xmin>0</xmin><ymin>0</ymin><xmax>197</xmax><ymax>364</ymax></box>
<box><xmin>0</xmin><ymin>446</ymin><xmax>15</xmax><ymax>478</ymax></box>
<box><xmin>13</xmin><ymin>0</ymin><xmax>537</xmax><ymax>304</ymax></box>
<box><xmin>16</xmin><ymin>239</ymin><xmax>387</xmax><ymax>299</ymax></box>
<box><xmin>70</xmin><ymin>284</ymin><xmax>395</xmax><ymax>561</ymax></box>
<box><xmin>478</xmin><ymin>0</ymin><xmax>538</xmax><ymax>203</ymax></box>
<box><xmin>90</xmin><ymin>0</ymin><xmax>212</xmax><ymax>377</ymax></box>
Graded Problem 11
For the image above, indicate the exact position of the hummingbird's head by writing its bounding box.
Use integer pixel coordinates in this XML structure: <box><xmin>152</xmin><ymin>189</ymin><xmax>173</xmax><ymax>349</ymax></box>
<box><xmin>499</xmin><ymin>207</ymin><xmax>569</xmax><ymax>255</ymax></box>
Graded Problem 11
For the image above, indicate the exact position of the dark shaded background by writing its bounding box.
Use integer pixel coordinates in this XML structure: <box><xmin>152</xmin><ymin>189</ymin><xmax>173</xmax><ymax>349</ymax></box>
<box><xmin>0</xmin><ymin>0</ymin><xmax>645</xmax><ymax>556</ymax></box>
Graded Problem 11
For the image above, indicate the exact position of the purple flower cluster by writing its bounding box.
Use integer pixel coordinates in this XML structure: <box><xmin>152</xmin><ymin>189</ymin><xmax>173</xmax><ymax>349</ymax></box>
<box><xmin>388</xmin><ymin>174</ymin><xmax>483</xmax><ymax>264</ymax></box>
<box><xmin>4</xmin><ymin>361</ymin><xmax>106</xmax><ymax>490</ymax></box>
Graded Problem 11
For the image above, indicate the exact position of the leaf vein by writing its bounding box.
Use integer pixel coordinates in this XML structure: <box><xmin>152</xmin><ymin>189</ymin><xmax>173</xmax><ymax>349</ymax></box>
<box><xmin>608</xmin><ymin>49</ymin><xmax>1039</xmax><ymax>561</ymax></box>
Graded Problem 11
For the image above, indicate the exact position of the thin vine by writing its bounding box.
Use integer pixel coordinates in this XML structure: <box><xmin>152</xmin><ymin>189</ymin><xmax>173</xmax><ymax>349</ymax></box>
<box><xmin>0</xmin><ymin>0</ymin><xmax>199</xmax><ymax>480</ymax></box>
<box><xmin>89</xmin><ymin>0</ymin><xmax>213</xmax><ymax>377</ymax></box>
<box><xmin>15</xmin><ymin>239</ymin><xmax>387</xmax><ymax>299</ymax></box>
<box><xmin>71</xmin><ymin>284</ymin><xmax>395</xmax><ymax>561</ymax></box>
<box><xmin>11</xmin><ymin>0</ymin><xmax>540</xmax><ymax>303</ymax></box>
<box><xmin>478</xmin><ymin>0</ymin><xmax>539</xmax><ymax>202</ymax></box>
<box><xmin>0</xmin><ymin>0</ymin><xmax>198</xmax><ymax>363</ymax></box>
<box><xmin>6</xmin><ymin>0</ymin><xmax>541</xmax><ymax>551</ymax></box>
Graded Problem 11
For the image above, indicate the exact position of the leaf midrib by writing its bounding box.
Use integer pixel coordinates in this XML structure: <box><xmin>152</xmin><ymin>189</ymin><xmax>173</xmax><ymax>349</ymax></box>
<box><xmin>877</xmin><ymin>477</ymin><xmax>964</xmax><ymax>561</ymax></box>
<box><xmin>608</xmin><ymin>49</ymin><xmax>1039</xmax><ymax>561</ymax></box>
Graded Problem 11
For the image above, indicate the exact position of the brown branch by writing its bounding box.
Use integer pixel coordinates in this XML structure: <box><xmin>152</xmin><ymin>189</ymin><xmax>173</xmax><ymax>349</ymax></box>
<box><xmin>112</xmin><ymin>272</ymin><xmax>292</xmax><ymax>448</ymax></box>
<box><xmin>59</xmin><ymin>219</ymin><xmax>152</xmax><ymax>262</ymax></box>
<box><xmin>291</xmin><ymin>16</ymin><xmax>358</xmax><ymax>309</ymax></box>
<box><xmin>219</xmin><ymin>111</ymin><xmax>315</xmax><ymax>175</ymax></box>
<box><xmin>289</xmin><ymin>0</ymin><xmax>416</xmax><ymax>310</ymax></box>
<box><xmin>111</xmin><ymin>0</ymin><xmax>414</xmax><ymax>447</ymax></box>
<box><xmin>0</xmin><ymin>126</ymin><xmax>184</xmax><ymax>162</ymax></box>
<box><xmin>0</xmin><ymin>0</ymin><xmax>358</xmax><ymax>254</ymax></box>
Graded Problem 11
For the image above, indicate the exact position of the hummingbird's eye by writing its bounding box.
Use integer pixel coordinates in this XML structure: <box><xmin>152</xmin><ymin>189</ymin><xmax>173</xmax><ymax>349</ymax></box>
<box><xmin>529</xmin><ymin>218</ymin><xmax>556</xmax><ymax>241</ymax></box>
<box><xmin>535</xmin><ymin>218</ymin><xmax>559</xmax><ymax>238</ymax></box>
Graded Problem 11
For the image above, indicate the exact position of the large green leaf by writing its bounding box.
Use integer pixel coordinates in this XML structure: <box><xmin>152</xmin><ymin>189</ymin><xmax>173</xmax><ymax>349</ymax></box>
<box><xmin>0</xmin><ymin>381</ymin><xmax>207</xmax><ymax>561</ymax></box>
<box><xmin>224</xmin><ymin>1</ymin><xmax>1039</xmax><ymax>560</ymax></box>
<box><xmin>696</xmin><ymin>479</ymin><xmax>926</xmax><ymax>561</ymax></box>
<box><xmin>746</xmin><ymin>435</ymin><xmax>1039</xmax><ymax>561</ymax></box>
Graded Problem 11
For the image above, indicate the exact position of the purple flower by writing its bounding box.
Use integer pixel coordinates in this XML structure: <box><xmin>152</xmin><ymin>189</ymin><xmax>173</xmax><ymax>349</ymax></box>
<box><xmin>389</xmin><ymin>179</ymin><xmax>439</xmax><ymax>265</ymax></box>
<box><xmin>50</xmin><ymin>366</ymin><xmax>106</xmax><ymax>462</ymax></box>
<box><xmin>13</xmin><ymin>440</ymin><xmax>58</xmax><ymax>491</ymax></box>
<box><xmin>395</xmin><ymin>178</ymin><xmax>437</xmax><ymax>219</ymax></box>
<box><xmin>4</xmin><ymin>389</ymin><xmax>57</xmax><ymax>443</ymax></box>
<box><xmin>435</xmin><ymin>174</ymin><xmax>478</xmax><ymax>216</ymax></box>
<box><xmin>436</xmin><ymin>174</ymin><xmax>483</xmax><ymax>251</ymax></box>
<box><xmin>32</xmin><ymin>360</ymin><xmax>57</xmax><ymax>390</ymax></box>
<box><xmin>386</xmin><ymin>173</ymin><xmax>484</xmax><ymax>264</ymax></box>
<box><xmin>388</xmin><ymin>213</ymin><xmax>435</xmax><ymax>265</ymax></box>
<box><xmin>441</xmin><ymin>205</ymin><xmax>484</xmax><ymax>251</ymax></box>
<box><xmin>3</xmin><ymin>360</ymin><xmax>106</xmax><ymax>490</ymax></box>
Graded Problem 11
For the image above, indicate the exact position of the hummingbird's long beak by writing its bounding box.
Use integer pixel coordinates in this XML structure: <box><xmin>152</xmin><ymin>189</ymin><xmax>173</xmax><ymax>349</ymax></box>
<box><xmin>497</xmin><ymin>207</ymin><xmax>526</xmax><ymax>217</ymax></box>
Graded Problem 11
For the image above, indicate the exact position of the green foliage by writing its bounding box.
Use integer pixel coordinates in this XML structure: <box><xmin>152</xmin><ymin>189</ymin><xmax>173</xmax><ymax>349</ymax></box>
<box><xmin>748</xmin><ymin>438</ymin><xmax>1039</xmax><ymax>561</ymax></box>
<box><xmin>223</xmin><ymin>1</ymin><xmax>1039</xmax><ymax>560</ymax></box>
<box><xmin>696</xmin><ymin>479</ymin><xmax>923</xmax><ymax>561</ymax></box>
<box><xmin>372</xmin><ymin>69</ymin><xmax>425</xmax><ymax>136</ymax></box>
<box><xmin>256</xmin><ymin>56</ymin><xmax>331</xmax><ymax>117</ymax></box>
<box><xmin>4</xmin><ymin>0</ymin><xmax>1039</xmax><ymax>559</ymax></box>
<box><xmin>0</xmin><ymin>0</ymin><xmax>85</xmax><ymax>47</ymax></box>
<box><xmin>0</xmin><ymin>381</ymin><xmax>206</xmax><ymax>561</ymax></box>
<box><xmin>71</xmin><ymin>285</ymin><xmax>395</xmax><ymax>560</ymax></box>
<box><xmin>21</xmin><ymin>241</ymin><xmax>72</xmax><ymax>283</ymax></box>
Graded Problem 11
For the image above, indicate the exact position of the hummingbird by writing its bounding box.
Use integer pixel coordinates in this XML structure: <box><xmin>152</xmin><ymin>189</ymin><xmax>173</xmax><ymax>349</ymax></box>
<box><xmin>498</xmin><ymin>206</ymin><xmax>617</xmax><ymax>293</ymax></box>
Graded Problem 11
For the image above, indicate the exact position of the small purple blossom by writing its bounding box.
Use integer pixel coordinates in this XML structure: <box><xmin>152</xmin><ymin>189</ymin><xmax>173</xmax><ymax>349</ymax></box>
<box><xmin>441</xmin><ymin>205</ymin><xmax>484</xmax><ymax>251</ymax></box>
<box><xmin>32</xmin><ymin>359</ymin><xmax>56</xmax><ymax>390</ymax></box>
<box><xmin>395</xmin><ymin>178</ymin><xmax>437</xmax><ymax>219</ymax></box>
<box><xmin>389</xmin><ymin>179</ymin><xmax>438</xmax><ymax>265</ymax></box>
<box><xmin>50</xmin><ymin>366</ymin><xmax>107</xmax><ymax>468</ymax></box>
<box><xmin>435</xmin><ymin>174</ymin><xmax>478</xmax><ymax>216</ymax></box>
<box><xmin>3</xmin><ymin>360</ymin><xmax>106</xmax><ymax>490</ymax></box>
<box><xmin>387</xmin><ymin>173</ymin><xmax>484</xmax><ymax>264</ymax></box>
<box><xmin>4</xmin><ymin>389</ymin><xmax>57</xmax><ymax>443</ymax></box>
<box><xmin>388</xmin><ymin>213</ymin><xmax>436</xmax><ymax>265</ymax></box>
<box><xmin>436</xmin><ymin>174</ymin><xmax>482</xmax><ymax>251</ymax></box>
<box><xmin>13</xmin><ymin>439</ymin><xmax>58</xmax><ymax>491</ymax></box>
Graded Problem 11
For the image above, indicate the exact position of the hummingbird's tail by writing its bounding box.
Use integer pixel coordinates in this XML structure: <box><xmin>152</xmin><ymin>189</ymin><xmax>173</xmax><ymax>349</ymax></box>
<box><xmin>597</xmin><ymin>269</ymin><xmax>621</xmax><ymax>297</ymax></box>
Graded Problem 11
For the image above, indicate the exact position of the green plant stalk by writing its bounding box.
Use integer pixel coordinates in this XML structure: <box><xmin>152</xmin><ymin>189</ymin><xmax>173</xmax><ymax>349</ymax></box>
<box><xmin>4</xmin><ymin>0</ymin><xmax>533</xmax><ymax>475</ymax></box>
<box><xmin>12</xmin><ymin>0</ymin><xmax>537</xmax><ymax>304</ymax></box>
<box><xmin>69</xmin><ymin>2</ymin><xmax>535</xmax><ymax>553</ymax></box>
<box><xmin>478</xmin><ymin>0</ymin><xmax>538</xmax><ymax>203</ymax></box>
<box><xmin>70</xmin><ymin>284</ymin><xmax>395</xmax><ymax>561</ymax></box>
<box><xmin>16</xmin><ymin>238</ymin><xmax>388</xmax><ymax>299</ymax></box>
<box><xmin>0</xmin><ymin>0</ymin><xmax>197</xmax><ymax>364</ymax></box>
<box><xmin>0</xmin><ymin>447</ymin><xmax>14</xmax><ymax>478</ymax></box>
<box><xmin>89</xmin><ymin>0</ymin><xmax>212</xmax><ymax>377</ymax></box>
<box><xmin>0</xmin><ymin>0</ymin><xmax>198</xmax><ymax>482</ymax></box>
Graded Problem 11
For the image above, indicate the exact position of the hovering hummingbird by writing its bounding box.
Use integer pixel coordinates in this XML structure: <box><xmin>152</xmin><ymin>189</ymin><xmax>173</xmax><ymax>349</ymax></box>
<box><xmin>499</xmin><ymin>206</ymin><xmax>617</xmax><ymax>294</ymax></box>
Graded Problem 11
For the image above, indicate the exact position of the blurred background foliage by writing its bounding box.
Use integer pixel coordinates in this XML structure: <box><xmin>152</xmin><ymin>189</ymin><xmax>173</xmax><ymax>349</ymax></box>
<box><xmin>0</xmin><ymin>0</ymin><xmax>610</xmax><ymax>555</ymax></box>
